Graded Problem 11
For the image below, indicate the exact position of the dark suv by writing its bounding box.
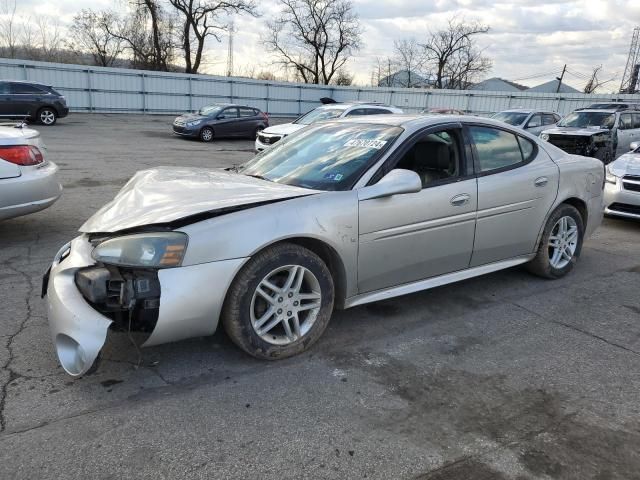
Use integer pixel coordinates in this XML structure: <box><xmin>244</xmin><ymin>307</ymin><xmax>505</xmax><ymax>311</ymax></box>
<box><xmin>0</xmin><ymin>80</ymin><xmax>69</xmax><ymax>125</ymax></box>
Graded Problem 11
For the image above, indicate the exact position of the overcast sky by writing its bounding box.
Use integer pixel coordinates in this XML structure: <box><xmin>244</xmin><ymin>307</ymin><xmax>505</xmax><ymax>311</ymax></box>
<box><xmin>14</xmin><ymin>0</ymin><xmax>640</xmax><ymax>91</ymax></box>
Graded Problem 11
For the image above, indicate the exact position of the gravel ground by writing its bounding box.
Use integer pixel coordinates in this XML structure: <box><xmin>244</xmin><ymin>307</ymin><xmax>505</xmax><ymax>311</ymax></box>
<box><xmin>0</xmin><ymin>114</ymin><xmax>639</xmax><ymax>480</ymax></box>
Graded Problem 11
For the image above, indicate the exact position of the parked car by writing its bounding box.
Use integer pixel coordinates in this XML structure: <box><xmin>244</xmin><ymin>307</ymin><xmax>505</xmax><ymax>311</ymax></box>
<box><xmin>255</xmin><ymin>102</ymin><xmax>403</xmax><ymax>151</ymax></box>
<box><xmin>0</xmin><ymin>124</ymin><xmax>62</xmax><ymax>220</ymax></box>
<box><xmin>173</xmin><ymin>104</ymin><xmax>269</xmax><ymax>142</ymax></box>
<box><xmin>540</xmin><ymin>107</ymin><xmax>640</xmax><ymax>163</ymax></box>
<box><xmin>44</xmin><ymin>115</ymin><xmax>604</xmax><ymax>377</ymax></box>
<box><xmin>491</xmin><ymin>109</ymin><xmax>561</xmax><ymax>135</ymax></box>
<box><xmin>421</xmin><ymin>108</ymin><xmax>465</xmax><ymax>115</ymax></box>
<box><xmin>0</xmin><ymin>80</ymin><xmax>69</xmax><ymax>125</ymax></box>
<box><xmin>604</xmin><ymin>141</ymin><xmax>640</xmax><ymax>219</ymax></box>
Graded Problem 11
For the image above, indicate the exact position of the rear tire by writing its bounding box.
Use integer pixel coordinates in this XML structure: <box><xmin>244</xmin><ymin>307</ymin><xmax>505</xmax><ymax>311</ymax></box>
<box><xmin>199</xmin><ymin>127</ymin><xmax>214</xmax><ymax>142</ymax></box>
<box><xmin>37</xmin><ymin>107</ymin><xmax>57</xmax><ymax>126</ymax></box>
<box><xmin>526</xmin><ymin>204</ymin><xmax>584</xmax><ymax>279</ymax></box>
<box><xmin>222</xmin><ymin>243</ymin><xmax>334</xmax><ymax>360</ymax></box>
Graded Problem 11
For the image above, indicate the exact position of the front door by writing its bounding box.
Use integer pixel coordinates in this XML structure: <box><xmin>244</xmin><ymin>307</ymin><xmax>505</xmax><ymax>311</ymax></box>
<box><xmin>357</xmin><ymin>126</ymin><xmax>478</xmax><ymax>293</ymax></box>
<box><xmin>215</xmin><ymin>107</ymin><xmax>240</xmax><ymax>137</ymax></box>
<box><xmin>467</xmin><ymin>124</ymin><xmax>559</xmax><ymax>266</ymax></box>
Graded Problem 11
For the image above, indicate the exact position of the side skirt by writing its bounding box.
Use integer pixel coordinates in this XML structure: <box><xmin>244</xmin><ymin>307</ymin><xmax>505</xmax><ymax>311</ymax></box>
<box><xmin>344</xmin><ymin>254</ymin><xmax>535</xmax><ymax>309</ymax></box>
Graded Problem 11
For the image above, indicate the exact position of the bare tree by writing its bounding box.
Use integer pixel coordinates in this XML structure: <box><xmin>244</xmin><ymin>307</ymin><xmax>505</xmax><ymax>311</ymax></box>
<box><xmin>393</xmin><ymin>39</ymin><xmax>426</xmax><ymax>87</ymax></box>
<box><xmin>168</xmin><ymin>0</ymin><xmax>257</xmax><ymax>74</ymax></box>
<box><xmin>265</xmin><ymin>0</ymin><xmax>362</xmax><ymax>85</ymax></box>
<box><xmin>332</xmin><ymin>69</ymin><xmax>353</xmax><ymax>85</ymax></box>
<box><xmin>422</xmin><ymin>17</ymin><xmax>491</xmax><ymax>89</ymax></box>
<box><xmin>68</xmin><ymin>10</ymin><xmax>125</xmax><ymax>67</ymax></box>
<box><xmin>105</xmin><ymin>2</ymin><xmax>176</xmax><ymax>70</ymax></box>
<box><xmin>0</xmin><ymin>0</ymin><xmax>18</xmax><ymax>58</ymax></box>
<box><xmin>35</xmin><ymin>14</ymin><xmax>63</xmax><ymax>61</ymax></box>
<box><xmin>373</xmin><ymin>56</ymin><xmax>398</xmax><ymax>87</ymax></box>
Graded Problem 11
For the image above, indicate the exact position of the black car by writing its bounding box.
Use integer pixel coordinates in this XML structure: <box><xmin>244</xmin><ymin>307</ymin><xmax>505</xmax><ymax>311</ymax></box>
<box><xmin>0</xmin><ymin>80</ymin><xmax>69</xmax><ymax>125</ymax></box>
<box><xmin>173</xmin><ymin>103</ymin><xmax>269</xmax><ymax>142</ymax></box>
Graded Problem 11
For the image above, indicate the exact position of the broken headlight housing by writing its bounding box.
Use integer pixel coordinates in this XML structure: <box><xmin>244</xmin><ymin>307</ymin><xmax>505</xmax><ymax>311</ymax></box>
<box><xmin>92</xmin><ymin>232</ymin><xmax>188</xmax><ymax>268</ymax></box>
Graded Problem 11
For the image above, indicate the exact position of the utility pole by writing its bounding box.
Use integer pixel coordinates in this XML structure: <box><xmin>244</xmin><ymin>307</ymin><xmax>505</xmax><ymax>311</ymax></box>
<box><xmin>556</xmin><ymin>64</ymin><xmax>567</xmax><ymax>93</ymax></box>
<box><xmin>226</xmin><ymin>21</ymin><xmax>235</xmax><ymax>77</ymax></box>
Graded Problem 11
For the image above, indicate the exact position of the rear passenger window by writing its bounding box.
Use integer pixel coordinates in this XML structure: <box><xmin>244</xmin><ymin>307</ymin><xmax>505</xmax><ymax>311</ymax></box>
<box><xmin>632</xmin><ymin>113</ymin><xmax>640</xmax><ymax>129</ymax></box>
<box><xmin>367</xmin><ymin>108</ymin><xmax>392</xmax><ymax>115</ymax></box>
<box><xmin>469</xmin><ymin>126</ymin><xmax>526</xmax><ymax>173</ymax></box>
<box><xmin>543</xmin><ymin>114</ymin><xmax>556</xmax><ymax>125</ymax></box>
<box><xmin>239</xmin><ymin>107</ymin><xmax>255</xmax><ymax>117</ymax></box>
<box><xmin>10</xmin><ymin>83</ymin><xmax>44</xmax><ymax>94</ymax></box>
<box><xmin>345</xmin><ymin>108</ymin><xmax>367</xmax><ymax>116</ymax></box>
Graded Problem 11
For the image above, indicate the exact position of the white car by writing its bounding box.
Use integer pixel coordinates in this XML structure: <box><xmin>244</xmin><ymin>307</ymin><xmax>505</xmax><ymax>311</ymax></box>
<box><xmin>255</xmin><ymin>102</ymin><xmax>403</xmax><ymax>151</ymax></box>
<box><xmin>491</xmin><ymin>109</ymin><xmax>561</xmax><ymax>136</ymax></box>
<box><xmin>604</xmin><ymin>141</ymin><xmax>640</xmax><ymax>219</ymax></box>
<box><xmin>0</xmin><ymin>124</ymin><xmax>62</xmax><ymax>220</ymax></box>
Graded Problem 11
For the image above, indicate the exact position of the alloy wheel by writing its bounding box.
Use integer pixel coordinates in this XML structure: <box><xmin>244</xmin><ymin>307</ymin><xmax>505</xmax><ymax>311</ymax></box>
<box><xmin>548</xmin><ymin>216</ymin><xmax>578</xmax><ymax>269</ymax></box>
<box><xmin>201</xmin><ymin>128</ymin><xmax>213</xmax><ymax>141</ymax></box>
<box><xmin>250</xmin><ymin>265</ymin><xmax>322</xmax><ymax>345</ymax></box>
<box><xmin>40</xmin><ymin>110</ymin><xmax>55</xmax><ymax>125</ymax></box>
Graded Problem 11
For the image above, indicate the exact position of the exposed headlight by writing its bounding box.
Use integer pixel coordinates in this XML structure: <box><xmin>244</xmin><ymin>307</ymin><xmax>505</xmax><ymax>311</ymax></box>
<box><xmin>92</xmin><ymin>232</ymin><xmax>188</xmax><ymax>268</ymax></box>
<box><xmin>186</xmin><ymin>120</ymin><xmax>202</xmax><ymax>127</ymax></box>
<box><xmin>540</xmin><ymin>133</ymin><xmax>549</xmax><ymax>141</ymax></box>
<box><xmin>605</xmin><ymin>165</ymin><xmax>618</xmax><ymax>185</ymax></box>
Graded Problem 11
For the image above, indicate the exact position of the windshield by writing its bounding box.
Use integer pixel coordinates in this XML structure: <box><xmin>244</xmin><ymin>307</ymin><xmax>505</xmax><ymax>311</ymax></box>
<box><xmin>491</xmin><ymin>112</ymin><xmax>529</xmax><ymax>126</ymax></box>
<box><xmin>558</xmin><ymin>111</ymin><xmax>615</xmax><ymax>129</ymax></box>
<box><xmin>294</xmin><ymin>106</ymin><xmax>348</xmax><ymax>125</ymax></box>
<box><xmin>238</xmin><ymin>123</ymin><xmax>403</xmax><ymax>191</ymax></box>
<box><xmin>199</xmin><ymin>105</ymin><xmax>223</xmax><ymax>116</ymax></box>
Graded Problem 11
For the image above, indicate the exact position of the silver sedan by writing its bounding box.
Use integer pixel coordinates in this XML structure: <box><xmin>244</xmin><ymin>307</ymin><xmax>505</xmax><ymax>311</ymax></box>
<box><xmin>0</xmin><ymin>124</ymin><xmax>62</xmax><ymax>220</ymax></box>
<box><xmin>604</xmin><ymin>141</ymin><xmax>640</xmax><ymax>219</ymax></box>
<box><xmin>44</xmin><ymin>115</ymin><xmax>604</xmax><ymax>376</ymax></box>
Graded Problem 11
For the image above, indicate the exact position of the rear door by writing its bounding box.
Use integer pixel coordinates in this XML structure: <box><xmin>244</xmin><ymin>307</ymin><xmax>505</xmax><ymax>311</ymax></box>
<box><xmin>215</xmin><ymin>107</ymin><xmax>240</xmax><ymax>136</ymax></box>
<box><xmin>238</xmin><ymin>107</ymin><xmax>258</xmax><ymax>136</ymax></box>
<box><xmin>525</xmin><ymin>113</ymin><xmax>545</xmax><ymax>135</ymax></box>
<box><xmin>467</xmin><ymin>124</ymin><xmax>559</xmax><ymax>266</ymax></box>
<box><xmin>9</xmin><ymin>82</ymin><xmax>45</xmax><ymax>117</ymax></box>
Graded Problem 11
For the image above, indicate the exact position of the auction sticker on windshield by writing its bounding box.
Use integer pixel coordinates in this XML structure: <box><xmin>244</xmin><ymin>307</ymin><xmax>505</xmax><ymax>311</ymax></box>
<box><xmin>344</xmin><ymin>139</ymin><xmax>388</xmax><ymax>149</ymax></box>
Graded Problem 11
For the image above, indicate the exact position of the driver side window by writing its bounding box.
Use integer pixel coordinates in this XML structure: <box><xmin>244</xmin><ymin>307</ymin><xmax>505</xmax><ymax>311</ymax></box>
<box><xmin>394</xmin><ymin>129</ymin><xmax>462</xmax><ymax>188</ymax></box>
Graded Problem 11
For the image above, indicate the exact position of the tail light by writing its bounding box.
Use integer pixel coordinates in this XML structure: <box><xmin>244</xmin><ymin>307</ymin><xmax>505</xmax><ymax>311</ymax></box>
<box><xmin>0</xmin><ymin>145</ymin><xmax>44</xmax><ymax>166</ymax></box>
<box><xmin>261</xmin><ymin>111</ymin><xmax>269</xmax><ymax>121</ymax></box>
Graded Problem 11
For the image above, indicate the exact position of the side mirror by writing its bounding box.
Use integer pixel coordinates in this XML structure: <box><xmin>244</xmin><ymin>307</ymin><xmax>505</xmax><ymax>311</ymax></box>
<box><xmin>358</xmin><ymin>169</ymin><xmax>422</xmax><ymax>201</ymax></box>
<box><xmin>630</xmin><ymin>141</ymin><xmax>639</xmax><ymax>151</ymax></box>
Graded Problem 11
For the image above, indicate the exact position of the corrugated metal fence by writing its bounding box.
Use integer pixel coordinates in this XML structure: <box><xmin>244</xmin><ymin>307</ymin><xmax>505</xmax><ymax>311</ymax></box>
<box><xmin>1</xmin><ymin>58</ymin><xmax>639</xmax><ymax>117</ymax></box>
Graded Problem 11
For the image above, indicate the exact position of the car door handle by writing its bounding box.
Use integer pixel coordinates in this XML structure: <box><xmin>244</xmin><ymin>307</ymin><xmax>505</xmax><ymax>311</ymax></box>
<box><xmin>450</xmin><ymin>193</ymin><xmax>470</xmax><ymax>206</ymax></box>
<box><xmin>534</xmin><ymin>177</ymin><xmax>548</xmax><ymax>187</ymax></box>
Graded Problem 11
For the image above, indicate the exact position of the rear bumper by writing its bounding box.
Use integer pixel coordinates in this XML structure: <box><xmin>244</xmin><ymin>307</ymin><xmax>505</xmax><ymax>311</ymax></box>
<box><xmin>604</xmin><ymin>180</ymin><xmax>640</xmax><ymax>219</ymax></box>
<box><xmin>58</xmin><ymin>106</ymin><xmax>69</xmax><ymax>118</ymax></box>
<box><xmin>45</xmin><ymin>234</ymin><xmax>247</xmax><ymax>377</ymax></box>
<box><xmin>0</xmin><ymin>161</ymin><xmax>62</xmax><ymax>221</ymax></box>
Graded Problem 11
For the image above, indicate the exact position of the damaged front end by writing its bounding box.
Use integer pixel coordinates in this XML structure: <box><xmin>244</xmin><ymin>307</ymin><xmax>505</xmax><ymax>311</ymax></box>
<box><xmin>544</xmin><ymin>131</ymin><xmax>613</xmax><ymax>161</ymax></box>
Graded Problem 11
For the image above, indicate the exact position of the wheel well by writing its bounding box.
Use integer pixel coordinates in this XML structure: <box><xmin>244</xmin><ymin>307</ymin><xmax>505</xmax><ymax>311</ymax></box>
<box><xmin>275</xmin><ymin>237</ymin><xmax>348</xmax><ymax>310</ymax></box>
<box><xmin>561</xmin><ymin>197</ymin><xmax>588</xmax><ymax>226</ymax></box>
<box><xmin>37</xmin><ymin>105</ymin><xmax>58</xmax><ymax>116</ymax></box>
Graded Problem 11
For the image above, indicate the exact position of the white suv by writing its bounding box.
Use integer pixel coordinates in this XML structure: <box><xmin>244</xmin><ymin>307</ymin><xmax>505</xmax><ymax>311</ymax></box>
<box><xmin>255</xmin><ymin>102</ymin><xmax>403</xmax><ymax>151</ymax></box>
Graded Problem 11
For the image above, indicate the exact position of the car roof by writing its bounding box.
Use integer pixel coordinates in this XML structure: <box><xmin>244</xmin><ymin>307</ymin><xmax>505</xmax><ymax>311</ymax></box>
<box><xmin>329</xmin><ymin>113</ymin><xmax>507</xmax><ymax>130</ymax></box>
<box><xmin>1</xmin><ymin>79</ymin><xmax>50</xmax><ymax>86</ymax></box>
<box><xmin>498</xmin><ymin>109</ymin><xmax>557</xmax><ymax>114</ymax></box>
<box><xmin>321</xmin><ymin>102</ymin><xmax>399</xmax><ymax>109</ymax></box>
<box><xmin>572</xmin><ymin>109</ymin><xmax>617</xmax><ymax>113</ymax></box>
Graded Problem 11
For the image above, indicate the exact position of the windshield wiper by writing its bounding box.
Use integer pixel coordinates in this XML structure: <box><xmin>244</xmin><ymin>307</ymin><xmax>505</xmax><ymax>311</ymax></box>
<box><xmin>244</xmin><ymin>173</ymin><xmax>273</xmax><ymax>182</ymax></box>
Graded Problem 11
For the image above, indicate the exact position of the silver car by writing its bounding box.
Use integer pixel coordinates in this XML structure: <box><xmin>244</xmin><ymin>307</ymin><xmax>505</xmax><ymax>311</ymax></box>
<box><xmin>604</xmin><ymin>141</ymin><xmax>640</xmax><ymax>219</ymax></box>
<box><xmin>44</xmin><ymin>115</ymin><xmax>604</xmax><ymax>376</ymax></box>
<box><xmin>491</xmin><ymin>109</ymin><xmax>561</xmax><ymax>136</ymax></box>
<box><xmin>0</xmin><ymin>124</ymin><xmax>62</xmax><ymax>220</ymax></box>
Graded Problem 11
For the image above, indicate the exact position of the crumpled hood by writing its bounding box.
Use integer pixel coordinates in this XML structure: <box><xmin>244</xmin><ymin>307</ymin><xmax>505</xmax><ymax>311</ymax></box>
<box><xmin>542</xmin><ymin>126</ymin><xmax>610</xmax><ymax>137</ymax></box>
<box><xmin>609</xmin><ymin>151</ymin><xmax>640</xmax><ymax>177</ymax></box>
<box><xmin>262</xmin><ymin>123</ymin><xmax>306</xmax><ymax>136</ymax></box>
<box><xmin>79</xmin><ymin>167</ymin><xmax>316</xmax><ymax>233</ymax></box>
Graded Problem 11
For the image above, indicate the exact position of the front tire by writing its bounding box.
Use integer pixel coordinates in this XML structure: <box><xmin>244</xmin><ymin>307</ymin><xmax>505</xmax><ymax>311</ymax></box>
<box><xmin>37</xmin><ymin>107</ymin><xmax>57</xmax><ymax>126</ymax></box>
<box><xmin>527</xmin><ymin>204</ymin><xmax>584</xmax><ymax>279</ymax></box>
<box><xmin>222</xmin><ymin>243</ymin><xmax>334</xmax><ymax>360</ymax></box>
<box><xmin>199</xmin><ymin>127</ymin><xmax>214</xmax><ymax>142</ymax></box>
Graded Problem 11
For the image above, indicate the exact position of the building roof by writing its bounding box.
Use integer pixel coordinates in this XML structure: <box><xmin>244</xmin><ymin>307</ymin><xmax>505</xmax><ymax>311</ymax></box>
<box><xmin>378</xmin><ymin>70</ymin><xmax>433</xmax><ymax>88</ymax></box>
<box><xmin>469</xmin><ymin>77</ymin><xmax>528</xmax><ymax>92</ymax></box>
<box><xmin>527</xmin><ymin>79</ymin><xmax>580</xmax><ymax>93</ymax></box>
